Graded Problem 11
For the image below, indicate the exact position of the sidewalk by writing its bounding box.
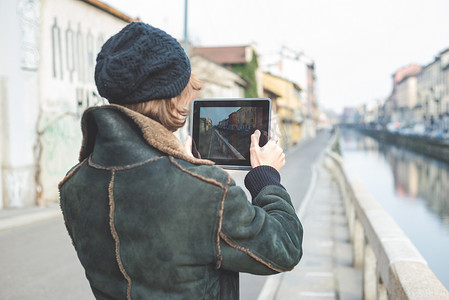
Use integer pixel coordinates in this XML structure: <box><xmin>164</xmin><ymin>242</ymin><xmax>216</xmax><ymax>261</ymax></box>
<box><xmin>0</xmin><ymin>203</ymin><xmax>61</xmax><ymax>231</ymax></box>
<box><xmin>274</xmin><ymin>159</ymin><xmax>362</xmax><ymax>300</ymax></box>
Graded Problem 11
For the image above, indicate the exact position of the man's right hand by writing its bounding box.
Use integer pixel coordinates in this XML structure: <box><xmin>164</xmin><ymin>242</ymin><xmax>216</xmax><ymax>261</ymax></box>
<box><xmin>250</xmin><ymin>130</ymin><xmax>285</xmax><ymax>172</ymax></box>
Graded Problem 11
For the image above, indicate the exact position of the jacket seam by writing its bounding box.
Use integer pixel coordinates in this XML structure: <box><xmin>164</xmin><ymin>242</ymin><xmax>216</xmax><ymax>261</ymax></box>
<box><xmin>168</xmin><ymin>156</ymin><xmax>225</xmax><ymax>189</ymax></box>
<box><xmin>88</xmin><ymin>154</ymin><xmax>164</xmax><ymax>171</ymax></box>
<box><xmin>219</xmin><ymin>232</ymin><xmax>292</xmax><ymax>273</ymax></box>
<box><xmin>168</xmin><ymin>156</ymin><xmax>230</xmax><ymax>269</ymax></box>
<box><xmin>58</xmin><ymin>157</ymin><xmax>89</xmax><ymax>189</ymax></box>
<box><xmin>108</xmin><ymin>170</ymin><xmax>132</xmax><ymax>300</ymax></box>
<box><xmin>215</xmin><ymin>174</ymin><xmax>231</xmax><ymax>269</ymax></box>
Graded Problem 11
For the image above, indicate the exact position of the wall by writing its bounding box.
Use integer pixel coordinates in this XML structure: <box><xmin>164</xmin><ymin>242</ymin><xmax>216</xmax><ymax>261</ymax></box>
<box><xmin>262</xmin><ymin>72</ymin><xmax>303</xmax><ymax>148</ymax></box>
<box><xmin>191</xmin><ymin>55</ymin><xmax>246</xmax><ymax>98</ymax></box>
<box><xmin>37</xmin><ymin>0</ymin><xmax>130</xmax><ymax>204</ymax></box>
<box><xmin>0</xmin><ymin>0</ymin><xmax>41</xmax><ymax>207</ymax></box>
<box><xmin>0</xmin><ymin>0</ymin><xmax>131</xmax><ymax>208</ymax></box>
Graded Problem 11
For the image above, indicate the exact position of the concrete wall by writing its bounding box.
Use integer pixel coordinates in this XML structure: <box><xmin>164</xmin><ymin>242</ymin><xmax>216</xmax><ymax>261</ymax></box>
<box><xmin>0</xmin><ymin>0</ymin><xmax>131</xmax><ymax>208</ymax></box>
<box><xmin>0</xmin><ymin>0</ymin><xmax>41</xmax><ymax>207</ymax></box>
<box><xmin>37</xmin><ymin>0</ymin><xmax>129</xmax><ymax>204</ymax></box>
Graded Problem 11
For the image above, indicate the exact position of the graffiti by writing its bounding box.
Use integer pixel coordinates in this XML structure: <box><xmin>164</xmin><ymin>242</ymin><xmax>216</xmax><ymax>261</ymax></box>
<box><xmin>51</xmin><ymin>16</ymin><xmax>105</xmax><ymax>85</ymax></box>
<box><xmin>18</xmin><ymin>0</ymin><xmax>41</xmax><ymax>70</ymax></box>
<box><xmin>65</xmin><ymin>21</ymin><xmax>75</xmax><ymax>81</ymax></box>
<box><xmin>50</xmin><ymin>16</ymin><xmax>108</xmax><ymax>115</ymax></box>
<box><xmin>51</xmin><ymin>17</ymin><xmax>63</xmax><ymax>79</ymax></box>
<box><xmin>40</xmin><ymin>112</ymin><xmax>79</xmax><ymax>176</ymax></box>
<box><xmin>5</xmin><ymin>168</ymin><xmax>32</xmax><ymax>207</ymax></box>
<box><xmin>76</xmin><ymin>87</ymin><xmax>107</xmax><ymax>116</ymax></box>
<box><xmin>39</xmin><ymin>15</ymin><xmax>114</xmax><ymax>202</ymax></box>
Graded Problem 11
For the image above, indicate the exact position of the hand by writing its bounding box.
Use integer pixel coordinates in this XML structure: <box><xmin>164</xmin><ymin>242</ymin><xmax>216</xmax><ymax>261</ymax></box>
<box><xmin>250</xmin><ymin>130</ymin><xmax>285</xmax><ymax>172</ymax></box>
<box><xmin>184</xmin><ymin>136</ymin><xmax>201</xmax><ymax>158</ymax></box>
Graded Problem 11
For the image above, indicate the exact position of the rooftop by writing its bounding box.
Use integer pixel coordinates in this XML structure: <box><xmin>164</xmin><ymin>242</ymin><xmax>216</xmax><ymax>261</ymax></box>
<box><xmin>192</xmin><ymin>46</ymin><xmax>250</xmax><ymax>65</ymax></box>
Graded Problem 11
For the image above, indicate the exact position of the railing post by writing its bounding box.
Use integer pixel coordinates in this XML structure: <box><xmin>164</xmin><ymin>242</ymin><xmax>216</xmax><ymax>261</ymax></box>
<box><xmin>377</xmin><ymin>281</ymin><xmax>388</xmax><ymax>300</ymax></box>
<box><xmin>353</xmin><ymin>218</ymin><xmax>364</xmax><ymax>269</ymax></box>
<box><xmin>363</xmin><ymin>243</ymin><xmax>377</xmax><ymax>300</ymax></box>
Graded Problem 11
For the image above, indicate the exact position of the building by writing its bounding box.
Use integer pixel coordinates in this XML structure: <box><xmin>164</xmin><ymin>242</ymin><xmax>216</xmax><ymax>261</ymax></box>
<box><xmin>190</xmin><ymin>55</ymin><xmax>247</xmax><ymax>98</ymax></box>
<box><xmin>395</xmin><ymin>66</ymin><xmax>422</xmax><ymax>125</ymax></box>
<box><xmin>263</xmin><ymin>47</ymin><xmax>317</xmax><ymax>139</ymax></box>
<box><xmin>417</xmin><ymin>49</ymin><xmax>449</xmax><ymax>130</ymax></box>
<box><xmin>192</xmin><ymin>45</ymin><xmax>263</xmax><ymax>98</ymax></box>
<box><xmin>0</xmin><ymin>0</ymin><xmax>137</xmax><ymax>208</ymax></box>
<box><xmin>262</xmin><ymin>72</ymin><xmax>303</xmax><ymax>149</ymax></box>
<box><xmin>389</xmin><ymin>64</ymin><xmax>422</xmax><ymax>125</ymax></box>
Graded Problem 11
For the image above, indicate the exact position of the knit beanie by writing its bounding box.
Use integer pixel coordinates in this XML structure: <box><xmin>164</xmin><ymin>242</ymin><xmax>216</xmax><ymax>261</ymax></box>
<box><xmin>95</xmin><ymin>22</ymin><xmax>191</xmax><ymax>104</ymax></box>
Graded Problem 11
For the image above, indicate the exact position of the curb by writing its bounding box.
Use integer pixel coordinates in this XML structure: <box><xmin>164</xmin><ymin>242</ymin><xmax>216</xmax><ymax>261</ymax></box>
<box><xmin>0</xmin><ymin>207</ymin><xmax>61</xmax><ymax>231</ymax></box>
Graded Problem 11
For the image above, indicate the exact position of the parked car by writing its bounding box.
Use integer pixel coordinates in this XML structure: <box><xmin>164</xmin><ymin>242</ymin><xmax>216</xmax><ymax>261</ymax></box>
<box><xmin>428</xmin><ymin>130</ymin><xmax>445</xmax><ymax>140</ymax></box>
<box><xmin>412</xmin><ymin>123</ymin><xmax>426</xmax><ymax>136</ymax></box>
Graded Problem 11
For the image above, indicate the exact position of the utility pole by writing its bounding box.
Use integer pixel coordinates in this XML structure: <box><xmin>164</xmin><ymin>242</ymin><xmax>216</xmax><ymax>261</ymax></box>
<box><xmin>177</xmin><ymin>0</ymin><xmax>189</xmax><ymax>144</ymax></box>
<box><xmin>183</xmin><ymin>0</ymin><xmax>189</xmax><ymax>57</ymax></box>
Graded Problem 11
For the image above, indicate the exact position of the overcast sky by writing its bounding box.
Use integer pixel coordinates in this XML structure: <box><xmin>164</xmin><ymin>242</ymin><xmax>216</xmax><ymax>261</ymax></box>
<box><xmin>103</xmin><ymin>0</ymin><xmax>449</xmax><ymax>113</ymax></box>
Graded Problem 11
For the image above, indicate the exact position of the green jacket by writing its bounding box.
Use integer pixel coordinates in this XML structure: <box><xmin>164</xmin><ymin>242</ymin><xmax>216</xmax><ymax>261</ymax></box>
<box><xmin>59</xmin><ymin>105</ymin><xmax>303</xmax><ymax>299</ymax></box>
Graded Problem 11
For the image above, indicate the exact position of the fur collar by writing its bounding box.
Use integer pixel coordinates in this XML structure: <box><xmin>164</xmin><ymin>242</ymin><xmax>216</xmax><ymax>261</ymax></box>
<box><xmin>79</xmin><ymin>104</ymin><xmax>214</xmax><ymax>166</ymax></box>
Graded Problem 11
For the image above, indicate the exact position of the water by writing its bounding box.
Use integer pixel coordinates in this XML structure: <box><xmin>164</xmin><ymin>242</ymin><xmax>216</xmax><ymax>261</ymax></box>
<box><xmin>338</xmin><ymin>128</ymin><xmax>449</xmax><ymax>289</ymax></box>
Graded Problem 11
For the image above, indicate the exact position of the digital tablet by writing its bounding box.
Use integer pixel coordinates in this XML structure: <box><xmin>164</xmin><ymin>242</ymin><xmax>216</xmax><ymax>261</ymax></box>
<box><xmin>190</xmin><ymin>98</ymin><xmax>271</xmax><ymax>170</ymax></box>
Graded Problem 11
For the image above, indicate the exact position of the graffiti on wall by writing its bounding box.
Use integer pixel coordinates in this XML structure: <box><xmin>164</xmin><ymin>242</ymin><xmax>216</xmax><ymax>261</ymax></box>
<box><xmin>40</xmin><ymin>111</ymin><xmax>79</xmax><ymax>176</ymax></box>
<box><xmin>50</xmin><ymin>16</ymin><xmax>107</xmax><ymax>115</ymax></box>
<box><xmin>18</xmin><ymin>0</ymin><xmax>41</xmax><ymax>70</ymax></box>
<box><xmin>38</xmin><ymin>15</ymin><xmax>118</xmax><ymax>202</ymax></box>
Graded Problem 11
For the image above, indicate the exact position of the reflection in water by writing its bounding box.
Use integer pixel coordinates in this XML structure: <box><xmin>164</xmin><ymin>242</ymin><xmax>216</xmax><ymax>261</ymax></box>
<box><xmin>339</xmin><ymin>128</ymin><xmax>449</xmax><ymax>289</ymax></box>
<box><xmin>340</xmin><ymin>129</ymin><xmax>449</xmax><ymax>226</ymax></box>
<box><xmin>385</xmin><ymin>145</ymin><xmax>449</xmax><ymax>225</ymax></box>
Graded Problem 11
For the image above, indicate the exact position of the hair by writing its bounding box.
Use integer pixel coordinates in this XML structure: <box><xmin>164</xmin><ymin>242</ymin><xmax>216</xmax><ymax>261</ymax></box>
<box><xmin>124</xmin><ymin>74</ymin><xmax>201</xmax><ymax>132</ymax></box>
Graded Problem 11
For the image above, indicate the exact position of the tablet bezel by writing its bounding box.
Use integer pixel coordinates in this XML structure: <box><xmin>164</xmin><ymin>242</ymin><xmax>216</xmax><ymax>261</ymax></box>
<box><xmin>190</xmin><ymin>98</ymin><xmax>271</xmax><ymax>170</ymax></box>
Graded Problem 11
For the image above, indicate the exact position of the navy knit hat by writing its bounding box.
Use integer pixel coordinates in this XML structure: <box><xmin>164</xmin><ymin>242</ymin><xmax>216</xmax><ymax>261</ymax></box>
<box><xmin>95</xmin><ymin>22</ymin><xmax>191</xmax><ymax>104</ymax></box>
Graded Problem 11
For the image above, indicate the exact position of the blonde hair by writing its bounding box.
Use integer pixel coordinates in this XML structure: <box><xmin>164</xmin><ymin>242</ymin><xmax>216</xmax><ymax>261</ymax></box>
<box><xmin>124</xmin><ymin>74</ymin><xmax>201</xmax><ymax>131</ymax></box>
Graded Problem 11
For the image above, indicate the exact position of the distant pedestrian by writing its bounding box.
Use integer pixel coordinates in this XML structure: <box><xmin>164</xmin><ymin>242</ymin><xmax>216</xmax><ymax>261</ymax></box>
<box><xmin>59</xmin><ymin>21</ymin><xmax>303</xmax><ymax>299</ymax></box>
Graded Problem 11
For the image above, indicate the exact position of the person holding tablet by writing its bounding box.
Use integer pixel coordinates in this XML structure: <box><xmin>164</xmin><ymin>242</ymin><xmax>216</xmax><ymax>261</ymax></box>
<box><xmin>59</xmin><ymin>21</ymin><xmax>303</xmax><ymax>300</ymax></box>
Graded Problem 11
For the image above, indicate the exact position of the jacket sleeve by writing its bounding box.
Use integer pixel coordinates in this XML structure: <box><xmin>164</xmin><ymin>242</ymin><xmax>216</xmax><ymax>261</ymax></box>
<box><xmin>218</xmin><ymin>166</ymin><xmax>303</xmax><ymax>275</ymax></box>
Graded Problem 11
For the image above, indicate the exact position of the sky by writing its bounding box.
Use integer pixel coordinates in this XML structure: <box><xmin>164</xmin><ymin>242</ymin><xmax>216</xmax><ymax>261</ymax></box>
<box><xmin>103</xmin><ymin>0</ymin><xmax>449</xmax><ymax>113</ymax></box>
<box><xmin>200</xmin><ymin>107</ymin><xmax>240</xmax><ymax>125</ymax></box>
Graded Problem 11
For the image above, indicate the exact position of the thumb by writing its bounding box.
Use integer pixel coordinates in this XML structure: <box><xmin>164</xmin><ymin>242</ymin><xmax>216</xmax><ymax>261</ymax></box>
<box><xmin>250</xmin><ymin>130</ymin><xmax>261</xmax><ymax>149</ymax></box>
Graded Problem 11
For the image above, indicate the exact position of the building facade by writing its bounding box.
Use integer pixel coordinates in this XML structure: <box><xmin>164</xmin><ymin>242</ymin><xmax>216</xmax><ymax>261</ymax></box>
<box><xmin>349</xmin><ymin>48</ymin><xmax>449</xmax><ymax>133</ymax></box>
<box><xmin>417</xmin><ymin>49</ymin><xmax>449</xmax><ymax>130</ymax></box>
<box><xmin>190</xmin><ymin>55</ymin><xmax>247</xmax><ymax>98</ymax></box>
<box><xmin>0</xmin><ymin>0</ymin><xmax>136</xmax><ymax>208</ymax></box>
<box><xmin>262</xmin><ymin>72</ymin><xmax>303</xmax><ymax>149</ymax></box>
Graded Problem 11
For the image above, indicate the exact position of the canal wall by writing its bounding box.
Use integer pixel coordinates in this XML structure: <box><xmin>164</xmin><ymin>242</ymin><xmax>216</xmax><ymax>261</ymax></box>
<box><xmin>358</xmin><ymin>129</ymin><xmax>449</xmax><ymax>164</ymax></box>
<box><xmin>324</xmin><ymin>143</ymin><xmax>449</xmax><ymax>299</ymax></box>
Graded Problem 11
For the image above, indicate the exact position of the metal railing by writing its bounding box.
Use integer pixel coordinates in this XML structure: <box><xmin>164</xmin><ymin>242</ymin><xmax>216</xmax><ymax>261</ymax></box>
<box><xmin>324</xmin><ymin>139</ymin><xmax>449</xmax><ymax>299</ymax></box>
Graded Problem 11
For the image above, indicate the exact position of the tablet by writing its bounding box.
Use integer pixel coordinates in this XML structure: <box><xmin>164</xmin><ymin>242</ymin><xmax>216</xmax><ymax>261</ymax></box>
<box><xmin>190</xmin><ymin>98</ymin><xmax>271</xmax><ymax>170</ymax></box>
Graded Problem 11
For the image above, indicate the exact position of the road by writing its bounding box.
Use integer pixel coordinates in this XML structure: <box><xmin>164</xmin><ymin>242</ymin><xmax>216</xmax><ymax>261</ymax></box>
<box><xmin>0</xmin><ymin>131</ymin><xmax>331</xmax><ymax>300</ymax></box>
<box><xmin>234</xmin><ymin>131</ymin><xmax>331</xmax><ymax>299</ymax></box>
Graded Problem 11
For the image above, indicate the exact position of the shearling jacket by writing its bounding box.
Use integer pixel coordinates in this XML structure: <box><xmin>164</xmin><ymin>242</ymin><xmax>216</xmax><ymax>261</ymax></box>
<box><xmin>59</xmin><ymin>104</ymin><xmax>303</xmax><ymax>300</ymax></box>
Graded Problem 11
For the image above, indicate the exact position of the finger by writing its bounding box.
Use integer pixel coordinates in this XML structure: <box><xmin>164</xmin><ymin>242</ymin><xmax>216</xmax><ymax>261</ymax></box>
<box><xmin>250</xmin><ymin>130</ymin><xmax>261</xmax><ymax>149</ymax></box>
<box><xmin>263</xmin><ymin>139</ymin><xmax>278</xmax><ymax>150</ymax></box>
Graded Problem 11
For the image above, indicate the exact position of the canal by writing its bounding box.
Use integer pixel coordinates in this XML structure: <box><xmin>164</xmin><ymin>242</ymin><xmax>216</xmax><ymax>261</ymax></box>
<box><xmin>338</xmin><ymin>128</ymin><xmax>449</xmax><ymax>290</ymax></box>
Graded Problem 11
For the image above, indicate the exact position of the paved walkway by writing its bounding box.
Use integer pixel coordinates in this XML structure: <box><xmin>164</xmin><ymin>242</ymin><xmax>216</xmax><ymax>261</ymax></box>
<box><xmin>273</xmin><ymin>160</ymin><xmax>362</xmax><ymax>300</ymax></box>
<box><xmin>0</xmin><ymin>202</ymin><xmax>60</xmax><ymax>232</ymax></box>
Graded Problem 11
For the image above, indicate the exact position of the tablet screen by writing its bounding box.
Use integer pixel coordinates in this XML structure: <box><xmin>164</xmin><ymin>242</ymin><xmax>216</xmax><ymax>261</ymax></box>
<box><xmin>190</xmin><ymin>98</ymin><xmax>271</xmax><ymax>169</ymax></box>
